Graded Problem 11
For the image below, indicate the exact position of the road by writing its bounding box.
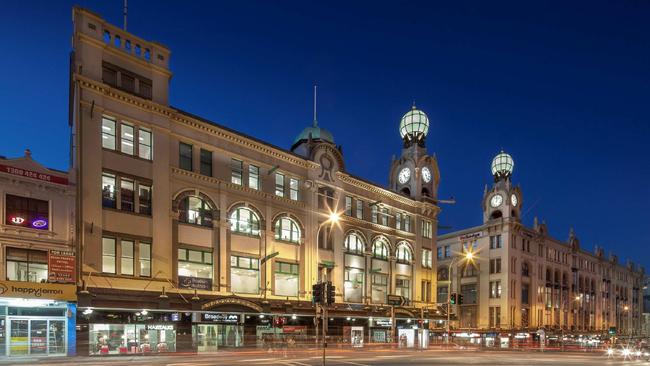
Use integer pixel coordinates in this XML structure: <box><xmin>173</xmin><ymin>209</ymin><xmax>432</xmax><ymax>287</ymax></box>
<box><xmin>0</xmin><ymin>349</ymin><xmax>642</xmax><ymax>366</ymax></box>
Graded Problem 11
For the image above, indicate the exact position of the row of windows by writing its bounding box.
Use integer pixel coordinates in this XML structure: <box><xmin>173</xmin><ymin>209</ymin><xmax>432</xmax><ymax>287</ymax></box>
<box><xmin>102</xmin><ymin>173</ymin><xmax>152</xmax><ymax>215</ymax></box>
<box><xmin>102</xmin><ymin>236</ymin><xmax>151</xmax><ymax>277</ymax></box>
<box><xmin>344</xmin><ymin>232</ymin><xmax>416</xmax><ymax>264</ymax></box>
<box><xmin>179</xmin><ymin>144</ymin><xmax>301</xmax><ymax>202</ymax></box>
<box><xmin>102</xmin><ymin>116</ymin><xmax>152</xmax><ymax>160</ymax></box>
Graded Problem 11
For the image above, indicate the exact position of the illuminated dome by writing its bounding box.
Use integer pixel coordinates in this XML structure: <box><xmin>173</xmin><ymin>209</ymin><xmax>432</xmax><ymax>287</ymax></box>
<box><xmin>491</xmin><ymin>150</ymin><xmax>514</xmax><ymax>178</ymax></box>
<box><xmin>399</xmin><ymin>105</ymin><xmax>429</xmax><ymax>140</ymax></box>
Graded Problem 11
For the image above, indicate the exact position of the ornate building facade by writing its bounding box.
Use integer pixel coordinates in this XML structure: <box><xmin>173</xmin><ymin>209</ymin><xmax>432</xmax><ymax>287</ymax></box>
<box><xmin>70</xmin><ymin>7</ymin><xmax>440</xmax><ymax>354</ymax></box>
<box><xmin>437</xmin><ymin>151</ymin><xmax>644</xmax><ymax>336</ymax></box>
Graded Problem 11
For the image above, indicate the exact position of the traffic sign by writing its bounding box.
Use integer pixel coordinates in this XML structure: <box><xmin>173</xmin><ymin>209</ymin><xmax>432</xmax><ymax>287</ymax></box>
<box><xmin>387</xmin><ymin>295</ymin><xmax>406</xmax><ymax>306</ymax></box>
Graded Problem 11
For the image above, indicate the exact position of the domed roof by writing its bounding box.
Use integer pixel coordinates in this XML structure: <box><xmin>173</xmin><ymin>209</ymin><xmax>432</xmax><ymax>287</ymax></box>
<box><xmin>491</xmin><ymin>150</ymin><xmax>514</xmax><ymax>178</ymax></box>
<box><xmin>399</xmin><ymin>105</ymin><xmax>429</xmax><ymax>140</ymax></box>
<box><xmin>293</xmin><ymin>122</ymin><xmax>335</xmax><ymax>145</ymax></box>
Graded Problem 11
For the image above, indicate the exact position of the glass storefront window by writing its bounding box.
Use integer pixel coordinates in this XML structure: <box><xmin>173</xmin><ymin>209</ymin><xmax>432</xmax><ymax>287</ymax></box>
<box><xmin>344</xmin><ymin>268</ymin><xmax>364</xmax><ymax>303</ymax></box>
<box><xmin>371</xmin><ymin>273</ymin><xmax>388</xmax><ymax>304</ymax></box>
<box><xmin>6</xmin><ymin>247</ymin><xmax>48</xmax><ymax>283</ymax></box>
<box><xmin>89</xmin><ymin>324</ymin><xmax>176</xmax><ymax>355</ymax></box>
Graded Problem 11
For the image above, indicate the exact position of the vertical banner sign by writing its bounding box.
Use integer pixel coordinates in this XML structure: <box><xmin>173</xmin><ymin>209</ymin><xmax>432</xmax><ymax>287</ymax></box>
<box><xmin>48</xmin><ymin>250</ymin><xmax>76</xmax><ymax>283</ymax></box>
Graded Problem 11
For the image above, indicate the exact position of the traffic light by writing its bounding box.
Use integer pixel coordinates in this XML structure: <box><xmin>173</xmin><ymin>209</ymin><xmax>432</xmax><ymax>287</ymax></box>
<box><xmin>458</xmin><ymin>294</ymin><xmax>464</xmax><ymax>305</ymax></box>
<box><xmin>326</xmin><ymin>281</ymin><xmax>336</xmax><ymax>305</ymax></box>
<box><xmin>450</xmin><ymin>293</ymin><xmax>457</xmax><ymax>305</ymax></box>
<box><xmin>313</xmin><ymin>283</ymin><xmax>324</xmax><ymax>304</ymax></box>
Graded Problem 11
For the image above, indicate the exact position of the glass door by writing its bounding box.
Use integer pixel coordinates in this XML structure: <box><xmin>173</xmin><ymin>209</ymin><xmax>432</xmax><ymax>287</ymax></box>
<box><xmin>29</xmin><ymin>320</ymin><xmax>47</xmax><ymax>354</ymax></box>
<box><xmin>9</xmin><ymin>319</ymin><xmax>29</xmax><ymax>356</ymax></box>
<box><xmin>48</xmin><ymin>320</ymin><xmax>66</xmax><ymax>355</ymax></box>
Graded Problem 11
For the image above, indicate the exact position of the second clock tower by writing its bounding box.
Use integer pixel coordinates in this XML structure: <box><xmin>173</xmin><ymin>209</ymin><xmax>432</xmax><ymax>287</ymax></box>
<box><xmin>483</xmin><ymin>150</ymin><xmax>522</xmax><ymax>222</ymax></box>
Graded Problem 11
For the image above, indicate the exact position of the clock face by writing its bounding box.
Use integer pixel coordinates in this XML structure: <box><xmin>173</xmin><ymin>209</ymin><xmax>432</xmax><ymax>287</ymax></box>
<box><xmin>511</xmin><ymin>194</ymin><xmax>518</xmax><ymax>207</ymax></box>
<box><xmin>490</xmin><ymin>194</ymin><xmax>503</xmax><ymax>208</ymax></box>
<box><xmin>422</xmin><ymin>167</ymin><xmax>431</xmax><ymax>183</ymax></box>
<box><xmin>398</xmin><ymin>168</ymin><xmax>411</xmax><ymax>184</ymax></box>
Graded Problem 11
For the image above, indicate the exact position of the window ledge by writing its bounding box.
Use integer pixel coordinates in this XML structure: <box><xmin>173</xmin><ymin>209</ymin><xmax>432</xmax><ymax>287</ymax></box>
<box><xmin>102</xmin><ymin>147</ymin><xmax>153</xmax><ymax>163</ymax></box>
<box><xmin>179</xmin><ymin>221</ymin><xmax>213</xmax><ymax>229</ymax></box>
<box><xmin>274</xmin><ymin>238</ymin><xmax>301</xmax><ymax>245</ymax></box>
<box><xmin>231</xmin><ymin>231</ymin><xmax>261</xmax><ymax>239</ymax></box>
<box><xmin>103</xmin><ymin>206</ymin><xmax>152</xmax><ymax>218</ymax></box>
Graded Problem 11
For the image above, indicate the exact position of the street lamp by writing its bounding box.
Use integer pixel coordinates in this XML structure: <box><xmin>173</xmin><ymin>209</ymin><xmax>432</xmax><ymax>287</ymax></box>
<box><xmin>445</xmin><ymin>249</ymin><xmax>476</xmax><ymax>345</ymax></box>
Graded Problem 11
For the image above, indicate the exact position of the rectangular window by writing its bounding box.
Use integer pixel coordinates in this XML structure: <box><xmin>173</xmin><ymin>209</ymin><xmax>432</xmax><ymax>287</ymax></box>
<box><xmin>421</xmin><ymin>280</ymin><xmax>432</xmax><ymax>303</ymax></box>
<box><xmin>395</xmin><ymin>277</ymin><xmax>411</xmax><ymax>301</ymax></box>
<box><xmin>437</xmin><ymin>247</ymin><xmax>443</xmax><ymax>260</ymax></box>
<box><xmin>460</xmin><ymin>284</ymin><xmax>477</xmax><ymax>304</ymax></box>
<box><xmin>139</xmin><ymin>79</ymin><xmax>152</xmax><ymax>99</ymax></box>
<box><xmin>274</xmin><ymin>261</ymin><xmax>299</xmax><ymax>297</ymax></box>
<box><xmin>138</xmin><ymin>184</ymin><xmax>152</xmax><ymax>215</ymax></box>
<box><xmin>345</xmin><ymin>196</ymin><xmax>352</xmax><ymax>216</ymax></box>
<box><xmin>231</xmin><ymin>159</ymin><xmax>243</xmax><ymax>185</ymax></box>
<box><xmin>102</xmin><ymin>237</ymin><xmax>116</xmax><ymax>273</ymax></box>
<box><xmin>139</xmin><ymin>242</ymin><xmax>151</xmax><ymax>277</ymax></box>
<box><xmin>289</xmin><ymin>178</ymin><xmax>299</xmax><ymax>200</ymax></box>
<box><xmin>318</xmin><ymin>225</ymin><xmax>332</xmax><ymax>250</ymax></box>
<box><xmin>102</xmin><ymin>173</ymin><xmax>117</xmax><ymax>209</ymax></box>
<box><xmin>120</xmin><ymin>123</ymin><xmax>135</xmax><ymax>155</ymax></box>
<box><xmin>490</xmin><ymin>281</ymin><xmax>502</xmax><ymax>298</ymax></box>
<box><xmin>249</xmin><ymin>165</ymin><xmax>260</xmax><ymax>190</ymax></box>
<box><xmin>5</xmin><ymin>247</ymin><xmax>48</xmax><ymax>283</ymax></box>
<box><xmin>521</xmin><ymin>284</ymin><xmax>530</xmax><ymax>305</ymax></box>
<box><xmin>356</xmin><ymin>199</ymin><xmax>363</xmax><ymax>219</ymax></box>
<box><xmin>371</xmin><ymin>273</ymin><xmax>388</xmax><ymax>304</ymax></box>
<box><xmin>489</xmin><ymin>306</ymin><xmax>501</xmax><ymax>328</ymax></box>
<box><xmin>344</xmin><ymin>268</ymin><xmax>364</xmax><ymax>303</ymax></box>
<box><xmin>422</xmin><ymin>220</ymin><xmax>432</xmax><ymax>239</ymax></box>
<box><xmin>422</xmin><ymin>249</ymin><xmax>432</xmax><ymax>268</ymax></box>
<box><xmin>200</xmin><ymin>149</ymin><xmax>212</xmax><ymax>176</ymax></box>
<box><xmin>395</xmin><ymin>213</ymin><xmax>401</xmax><ymax>230</ymax></box>
<box><xmin>275</xmin><ymin>173</ymin><xmax>285</xmax><ymax>197</ymax></box>
<box><xmin>444</xmin><ymin>245</ymin><xmax>451</xmax><ymax>258</ymax></box>
<box><xmin>490</xmin><ymin>235</ymin><xmax>503</xmax><ymax>249</ymax></box>
<box><xmin>404</xmin><ymin>215</ymin><xmax>411</xmax><ymax>232</ymax></box>
<box><xmin>380</xmin><ymin>208</ymin><xmax>389</xmax><ymax>226</ymax></box>
<box><xmin>5</xmin><ymin>194</ymin><xmax>50</xmax><ymax>230</ymax></box>
<box><xmin>138</xmin><ymin>128</ymin><xmax>152</xmax><ymax>160</ymax></box>
<box><xmin>371</xmin><ymin>205</ymin><xmax>378</xmax><ymax>223</ymax></box>
<box><xmin>121</xmin><ymin>73</ymin><xmax>135</xmax><ymax>92</ymax></box>
<box><xmin>102</xmin><ymin>116</ymin><xmax>116</xmax><ymax>150</ymax></box>
<box><xmin>318</xmin><ymin>187</ymin><xmax>334</xmax><ymax>210</ymax></box>
<box><xmin>489</xmin><ymin>258</ymin><xmax>502</xmax><ymax>274</ymax></box>
<box><xmin>120</xmin><ymin>178</ymin><xmax>134</xmax><ymax>212</ymax></box>
<box><xmin>179</xmin><ymin>142</ymin><xmax>193</xmax><ymax>171</ymax></box>
<box><xmin>437</xmin><ymin>286</ymin><xmax>448</xmax><ymax>303</ymax></box>
<box><xmin>179</xmin><ymin>248</ymin><xmax>213</xmax><ymax>280</ymax></box>
<box><xmin>230</xmin><ymin>255</ymin><xmax>259</xmax><ymax>294</ymax></box>
<box><xmin>120</xmin><ymin>240</ymin><xmax>134</xmax><ymax>275</ymax></box>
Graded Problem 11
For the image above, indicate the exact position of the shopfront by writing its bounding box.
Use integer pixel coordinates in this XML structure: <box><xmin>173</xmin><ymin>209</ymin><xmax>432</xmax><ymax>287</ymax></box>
<box><xmin>89</xmin><ymin>323</ymin><xmax>177</xmax><ymax>354</ymax></box>
<box><xmin>0</xmin><ymin>280</ymin><xmax>77</xmax><ymax>357</ymax></box>
<box><xmin>192</xmin><ymin>313</ymin><xmax>243</xmax><ymax>352</ymax></box>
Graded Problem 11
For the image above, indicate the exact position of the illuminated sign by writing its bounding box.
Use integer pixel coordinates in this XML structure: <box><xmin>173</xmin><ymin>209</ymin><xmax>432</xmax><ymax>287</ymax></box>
<box><xmin>0</xmin><ymin>164</ymin><xmax>68</xmax><ymax>185</ymax></box>
<box><xmin>10</xmin><ymin>217</ymin><xmax>25</xmax><ymax>224</ymax></box>
<box><xmin>32</xmin><ymin>219</ymin><xmax>48</xmax><ymax>228</ymax></box>
<box><xmin>146</xmin><ymin>324</ymin><xmax>174</xmax><ymax>331</ymax></box>
<box><xmin>0</xmin><ymin>280</ymin><xmax>76</xmax><ymax>301</ymax></box>
<box><xmin>201</xmin><ymin>313</ymin><xmax>239</xmax><ymax>323</ymax></box>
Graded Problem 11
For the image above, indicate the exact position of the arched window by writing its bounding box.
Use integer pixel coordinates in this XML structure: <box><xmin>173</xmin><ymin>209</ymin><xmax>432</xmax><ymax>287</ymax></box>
<box><xmin>180</xmin><ymin>196</ymin><xmax>213</xmax><ymax>227</ymax></box>
<box><xmin>395</xmin><ymin>242</ymin><xmax>412</xmax><ymax>263</ymax></box>
<box><xmin>230</xmin><ymin>207</ymin><xmax>260</xmax><ymax>236</ymax></box>
<box><xmin>371</xmin><ymin>237</ymin><xmax>389</xmax><ymax>259</ymax></box>
<box><xmin>437</xmin><ymin>267</ymin><xmax>449</xmax><ymax>281</ymax></box>
<box><xmin>344</xmin><ymin>232</ymin><xmax>365</xmax><ymax>254</ymax></box>
<box><xmin>274</xmin><ymin>216</ymin><xmax>301</xmax><ymax>243</ymax></box>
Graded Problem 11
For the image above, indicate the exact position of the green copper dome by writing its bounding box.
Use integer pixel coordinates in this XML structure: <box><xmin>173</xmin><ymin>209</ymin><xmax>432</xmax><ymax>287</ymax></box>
<box><xmin>293</xmin><ymin>122</ymin><xmax>335</xmax><ymax>145</ymax></box>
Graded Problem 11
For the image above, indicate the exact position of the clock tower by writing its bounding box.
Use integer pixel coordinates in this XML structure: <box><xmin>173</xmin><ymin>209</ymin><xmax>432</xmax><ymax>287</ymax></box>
<box><xmin>483</xmin><ymin>150</ymin><xmax>522</xmax><ymax>222</ymax></box>
<box><xmin>389</xmin><ymin>105</ymin><xmax>440</xmax><ymax>201</ymax></box>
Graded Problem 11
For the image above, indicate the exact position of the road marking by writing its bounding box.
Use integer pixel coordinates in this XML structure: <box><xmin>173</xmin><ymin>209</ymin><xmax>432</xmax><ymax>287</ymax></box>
<box><xmin>376</xmin><ymin>355</ymin><xmax>404</xmax><ymax>358</ymax></box>
<box><xmin>336</xmin><ymin>361</ymin><xmax>371</xmax><ymax>366</ymax></box>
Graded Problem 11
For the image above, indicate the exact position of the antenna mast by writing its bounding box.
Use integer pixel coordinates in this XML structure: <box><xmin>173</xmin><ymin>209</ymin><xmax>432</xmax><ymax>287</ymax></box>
<box><xmin>313</xmin><ymin>85</ymin><xmax>318</xmax><ymax>127</ymax></box>
<box><xmin>123</xmin><ymin>0</ymin><xmax>128</xmax><ymax>31</ymax></box>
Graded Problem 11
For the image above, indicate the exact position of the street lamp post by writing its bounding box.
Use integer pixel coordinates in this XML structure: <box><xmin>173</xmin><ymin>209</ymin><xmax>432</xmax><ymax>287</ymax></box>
<box><xmin>314</xmin><ymin>211</ymin><xmax>339</xmax><ymax>366</ymax></box>
<box><xmin>445</xmin><ymin>250</ymin><xmax>474</xmax><ymax>345</ymax></box>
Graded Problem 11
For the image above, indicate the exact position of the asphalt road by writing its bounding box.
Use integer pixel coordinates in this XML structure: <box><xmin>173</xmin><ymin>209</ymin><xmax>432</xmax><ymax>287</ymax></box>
<box><xmin>0</xmin><ymin>349</ymin><xmax>642</xmax><ymax>366</ymax></box>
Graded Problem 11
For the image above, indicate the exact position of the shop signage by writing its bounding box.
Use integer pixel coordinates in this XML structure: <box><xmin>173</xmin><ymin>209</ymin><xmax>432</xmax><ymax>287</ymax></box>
<box><xmin>48</xmin><ymin>250</ymin><xmax>76</xmax><ymax>283</ymax></box>
<box><xmin>387</xmin><ymin>295</ymin><xmax>406</xmax><ymax>306</ymax></box>
<box><xmin>460</xmin><ymin>232</ymin><xmax>482</xmax><ymax>241</ymax></box>
<box><xmin>0</xmin><ymin>164</ymin><xmax>68</xmax><ymax>185</ymax></box>
<box><xmin>201</xmin><ymin>297</ymin><xmax>263</xmax><ymax>312</ymax></box>
<box><xmin>0</xmin><ymin>280</ymin><xmax>76</xmax><ymax>301</ymax></box>
<box><xmin>146</xmin><ymin>324</ymin><xmax>174</xmax><ymax>331</ymax></box>
<box><xmin>178</xmin><ymin>275</ymin><xmax>212</xmax><ymax>290</ymax></box>
<box><xmin>374</xmin><ymin>320</ymin><xmax>392</xmax><ymax>327</ymax></box>
<box><xmin>282</xmin><ymin>325</ymin><xmax>306</xmax><ymax>333</ymax></box>
<box><xmin>201</xmin><ymin>313</ymin><xmax>239</xmax><ymax>323</ymax></box>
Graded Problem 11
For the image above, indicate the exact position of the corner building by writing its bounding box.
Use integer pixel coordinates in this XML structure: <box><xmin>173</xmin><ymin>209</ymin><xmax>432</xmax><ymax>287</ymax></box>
<box><xmin>70</xmin><ymin>7</ymin><xmax>440</xmax><ymax>355</ymax></box>
<box><xmin>437</xmin><ymin>151</ymin><xmax>644</xmax><ymax>341</ymax></box>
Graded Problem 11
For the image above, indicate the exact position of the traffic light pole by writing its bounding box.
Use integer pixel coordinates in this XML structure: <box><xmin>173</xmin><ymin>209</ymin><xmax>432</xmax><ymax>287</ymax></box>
<box><xmin>322</xmin><ymin>300</ymin><xmax>327</xmax><ymax>366</ymax></box>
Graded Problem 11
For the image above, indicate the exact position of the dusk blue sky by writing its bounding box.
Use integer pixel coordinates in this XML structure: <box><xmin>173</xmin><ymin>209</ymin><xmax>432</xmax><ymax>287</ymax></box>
<box><xmin>1</xmin><ymin>1</ymin><xmax>648</xmax><ymax>267</ymax></box>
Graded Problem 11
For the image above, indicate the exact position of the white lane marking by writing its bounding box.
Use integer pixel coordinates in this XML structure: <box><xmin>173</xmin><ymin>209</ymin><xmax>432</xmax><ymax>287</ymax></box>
<box><xmin>309</xmin><ymin>355</ymin><xmax>344</xmax><ymax>359</ymax></box>
<box><xmin>241</xmin><ymin>359</ymin><xmax>277</xmax><ymax>362</ymax></box>
<box><xmin>375</xmin><ymin>355</ymin><xmax>404</xmax><ymax>358</ymax></box>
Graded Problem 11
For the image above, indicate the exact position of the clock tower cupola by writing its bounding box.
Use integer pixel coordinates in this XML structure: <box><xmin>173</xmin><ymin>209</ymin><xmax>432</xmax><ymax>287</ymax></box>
<box><xmin>483</xmin><ymin>150</ymin><xmax>522</xmax><ymax>222</ymax></box>
<box><xmin>389</xmin><ymin>105</ymin><xmax>440</xmax><ymax>201</ymax></box>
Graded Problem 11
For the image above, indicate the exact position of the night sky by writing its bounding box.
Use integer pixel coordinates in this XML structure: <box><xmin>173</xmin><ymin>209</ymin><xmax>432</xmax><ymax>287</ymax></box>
<box><xmin>1</xmin><ymin>1</ymin><xmax>648</xmax><ymax>268</ymax></box>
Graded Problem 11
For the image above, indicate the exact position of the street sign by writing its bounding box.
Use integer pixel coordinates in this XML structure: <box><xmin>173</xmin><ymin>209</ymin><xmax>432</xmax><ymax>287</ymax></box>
<box><xmin>387</xmin><ymin>295</ymin><xmax>406</xmax><ymax>306</ymax></box>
